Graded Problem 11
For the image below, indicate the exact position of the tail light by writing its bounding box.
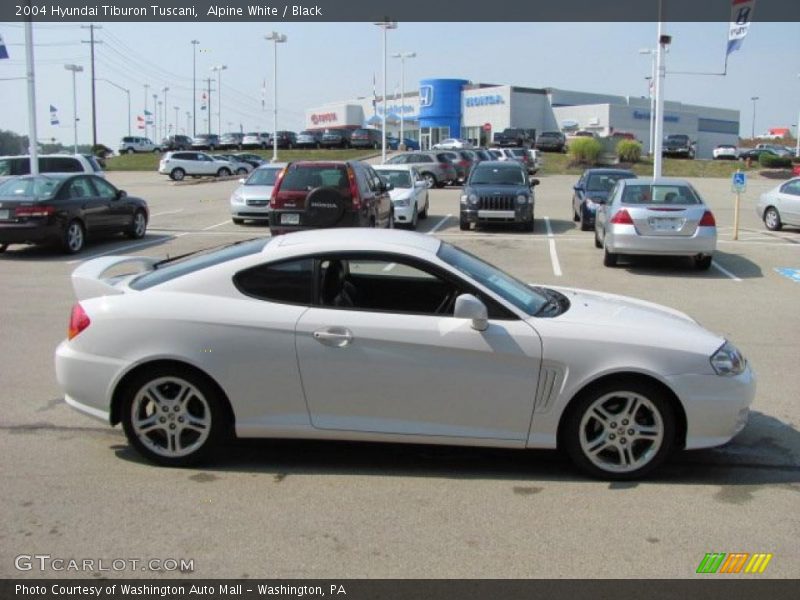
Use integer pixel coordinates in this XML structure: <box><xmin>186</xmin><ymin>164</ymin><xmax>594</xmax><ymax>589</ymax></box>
<box><xmin>699</xmin><ymin>210</ymin><xmax>716</xmax><ymax>226</ymax></box>
<box><xmin>610</xmin><ymin>209</ymin><xmax>634</xmax><ymax>225</ymax></box>
<box><xmin>68</xmin><ymin>303</ymin><xmax>91</xmax><ymax>340</ymax></box>
<box><xmin>346</xmin><ymin>165</ymin><xmax>361</xmax><ymax>210</ymax></box>
<box><xmin>458</xmin><ymin>160</ymin><xmax>469</xmax><ymax>167</ymax></box>
<box><xmin>269</xmin><ymin>168</ymin><xmax>287</xmax><ymax>207</ymax></box>
<box><xmin>16</xmin><ymin>205</ymin><xmax>55</xmax><ymax>218</ymax></box>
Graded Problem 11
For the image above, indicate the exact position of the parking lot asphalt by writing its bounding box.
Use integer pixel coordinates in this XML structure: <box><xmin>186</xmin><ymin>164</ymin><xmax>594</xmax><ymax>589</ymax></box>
<box><xmin>1</xmin><ymin>171</ymin><xmax>798</xmax><ymax>579</ymax></box>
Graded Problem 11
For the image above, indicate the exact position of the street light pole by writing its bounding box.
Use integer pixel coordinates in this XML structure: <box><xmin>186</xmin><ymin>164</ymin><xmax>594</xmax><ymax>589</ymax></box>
<box><xmin>652</xmin><ymin>13</ymin><xmax>670</xmax><ymax>179</ymax></box>
<box><xmin>375</xmin><ymin>20</ymin><xmax>398</xmax><ymax>164</ymax></box>
<box><xmin>99</xmin><ymin>78</ymin><xmax>130</xmax><ymax>137</ymax></box>
<box><xmin>191</xmin><ymin>40</ymin><xmax>199</xmax><ymax>137</ymax></box>
<box><xmin>639</xmin><ymin>48</ymin><xmax>656</xmax><ymax>155</ymax></box>
<box><xmin>265</xmin><ymin>32</ymin><xmax>287</xmax><ymax>163</ymax></box>
<box><xmin>64</xmin><ymin>64</ymin><xmax>83</xmax><ymax>154</ymax></box>
<box><xmin>152</xmin><ymin>93</ymin><xmax>158</xmax><ymax>141</ymax></box>
<box><xmin>143</xmin><ymin>84</ymin><xmax>149</xmax><ymax>138</ymax></box>
<box><xmin>211</xmin><ymin>65</ymin><xmax>227</xmax><ymax>136</ymax></box>
<box><xmin>162</xmin><ymin>87</ymin><xmax>169</xmax><ymax>138</ymax></box>
<box><xmin>391</xmin><ymin>51</ymin><xmax>415</xmax><ymax>148</ymax></box>
<box><xmin>750</xmin><ymin>96</ymin><xmax>759</xmax><ymax>140</ymax></box>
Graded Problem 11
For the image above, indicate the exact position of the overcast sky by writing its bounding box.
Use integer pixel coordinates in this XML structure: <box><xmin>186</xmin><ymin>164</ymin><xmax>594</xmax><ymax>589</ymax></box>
<box><xmin>0</xmin><ymin>21</ymin><xmax>798</xmax><ymax>146</ymax></box>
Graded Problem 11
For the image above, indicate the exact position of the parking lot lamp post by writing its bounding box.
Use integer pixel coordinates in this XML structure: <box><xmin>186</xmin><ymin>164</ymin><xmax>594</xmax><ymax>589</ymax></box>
<box><xmin>639</xmin><ymin>48</ymin><xmax>655</xmax><ymax>155</ymax></box>
<box><xmin>174</xmin><ymin>106</ymin><xmax>179</xmax><ymax>135</ymax></box>
<box><xmin>652</xmin><ymin>23</ymin><xmax>670</xmax><ymax>178</ymax></box>
<box><xmin>211</xmin><ymin>65</ymin><xmax>227</xmax><ymax>136</ymax></box>
<box><xmin>750</xmin><ymin>96</ymin><xmax>759</xmax><ymax>140</ymax></box>
<box><xmin>375</xmin><ymin>20</ymin><xmax>397</xmax><ymax>163</ymax></box>
<box><xmin>265</xmin><ymin>32</ymin><xmax>287</xmax><ymax>163</ymax></box>
<box><xmin>152</xmin><ymin>94</ymin><xmax>158</xmax><ymax>142</ymax></box>
<box><xmin>191</xmin><ymin>40</ymin><xmax>199</xmax><ymax>137</ymax></box>
<box><xmin>391</xmin><ymin>51</ymin><xmax>415</xmax><ymax>148</ymax></box>
<box><xmin>157</xmin><ymin>101</ymin><xmax>163</xmax><ymax>139</ymax></box>
<box><xmin>162</xmin><ymin>87</ymin><xmax>169</xmax><ymax>139</ymax></box>
<box><xmin>64</xmin><ymin>64</ymin><xmax>83</xmax><ymax>154</ymax></box>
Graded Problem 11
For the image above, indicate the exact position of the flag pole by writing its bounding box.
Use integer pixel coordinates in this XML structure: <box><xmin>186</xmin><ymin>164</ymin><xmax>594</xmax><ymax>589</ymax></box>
<box><xmin>24</xmin><ymin>16</ymin><xmax>39</xmax><ymax>175</ymax></box>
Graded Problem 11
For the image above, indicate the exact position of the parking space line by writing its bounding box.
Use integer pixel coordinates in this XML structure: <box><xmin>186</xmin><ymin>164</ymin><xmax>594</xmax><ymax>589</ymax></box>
<box><xmin>544</xmin><ymin>216</ymin><xmax>562</xmax><ymax>277</ymax></box>
<box><xmin>426</xmin><ymin>214</ymin><xmax>452</xmax><ymax>235</ymax></box>
<box><xmin>711</xmin><ymin>261</ymin><xmax>742</xmax><ymax>282</ymax></box>
<box><xmin>202</xmin><ymin>220</ymin><xmax>234</xmax><ymax>231</ymax></box>
<box><xmin>150</xmin><ymin>209</ymin><xmax>185</xmax><ymax>217</ymax></box>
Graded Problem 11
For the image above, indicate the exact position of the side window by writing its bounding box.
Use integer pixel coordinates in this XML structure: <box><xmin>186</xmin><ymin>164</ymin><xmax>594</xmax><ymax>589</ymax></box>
<box><xmin>354</xmin><ymin>165</ymin><xmax>371</xmax><ymax>197</ymax></box>
<box><xmin>66</xmin><ymin>177</ymin><xmax>93</xmax><ymax>199</ymax></box>
<box><xmin>780</xmin><ymin>181</ymin><xmax>800</xmax><ymax>196</ymax></box>
<box><xmin>234</xmin><ymin>258</ymin><xmax>314</xmax><ymax>305</ymax></box>
<box><xmin>90</xmin><ymin>177</ymin><xmax>117</xmax><ymax>199</ymax></box>
<box><xmin>44</xmin><ymin>158</ymin><xmax>82</xmax><ymax>173</ymax></box>
<box><xmin>366</xmin><ymin>167</ymin><xmax>382</xmax><ymax>192</ymax></box>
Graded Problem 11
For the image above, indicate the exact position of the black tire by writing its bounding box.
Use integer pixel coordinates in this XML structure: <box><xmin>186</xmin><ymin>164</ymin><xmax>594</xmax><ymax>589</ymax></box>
<box><xmin>694</xmin><ymin>255</ymin><xmax>713</xmax><ymax>270</ymax></box>
<box><xmin>209</xmin><ymin>145</ymin><xmax>215</xmax><ymax>152</ymax></box>
<box><xmin>459</xmin><ymin>216</ymin><xmax>470</xmax><ymax>231</ymax></box>
<box><xmin>594</xmin><ymin>228</ymin><xmax>602</xmax><ymax>249</ymax></box>
<box><xmin>523</xmin><ymin>218</ymin><xmax>534</xmax><ymax>233</ymax></box>
<box><xmin>62</xmin><ymin>220</ymin><xmax>85</xmax><ymax>254</ymax></box>
<box><xmin>573</xmin><ymin>205</ymin><xmax>580</xmax><ymax>222</ymax></box>
<box><xmin>763</xmin><ymin>206</ymin><xmax>782</xmax><ymax>231</ymax></box>
<box><xmin>126</xmin><ymin>148</ymin><xmax>135</xmax><ymax>155</ymax></box>
<box><xmin>305</xmin><ymin>188</ymin><xmax>347</xmax><ymax>228</ymax></box>
<box><xmin>580</xmin><ymin>209</ymin><xmax>592</xmax><ymax>231</ymax></box>
<box><xmin>236</xmin><ymin>168</ymin><xmax>248</xmax><ymax>175</ymax></box>
<box><xmin>153</xmin><ymin>148</ymin><xmax>160</xmax><ymax>154</ymax></box>
<box><xmin>435</xmin><ymin>181</ymin><xmax>447</xmax><ymax>189</ymax></box>
<box><xmin>422</xmin><ymin>172</ymin><xmax>437</xmax><ymax>189</ymax></box>
<box><xmin>387</xmin><ymin>208</ymin><xmax>394</xmax><ymax>229</ymax></box>
<box><xmin>409</xmin><ymin>206</ymin><xmax>418</xmax><ymax>230</ymax></box>
<box><xmin>120</xmin><ymin>365</ymin><xmax>229</xmax><ymax>467</ymax></box>
<box><xmin>126</xmin><ymin>209</ymin><xmax>148</xmax><ymax>240</ymax></box>
<box><xmin>170</xmin><ymin>168</ymin><xmax>185</xmax><ymax>181</ymax></box>
<box><xmin>232</xmin><ymin>218</ymin><xmax>245</xmax><ymax>225</ymax></box>
<box><xmin>562</xmin><ymin>379</ymin><xmax>677</xmax><ymax>480</ymax></box>
<box><xmin>217</xmin><ymin>168</ymin><xmax>231</xmax><ymax>178</ymax></box>
<box><xmin>419</xmin><ymin>197</ymin><xmax>429</xmax><ymax>219</ymax></box>
<box><xmin>603</xmin><ymin>246</ymin><xmax>618</xmax><ymax>267</ymax></box>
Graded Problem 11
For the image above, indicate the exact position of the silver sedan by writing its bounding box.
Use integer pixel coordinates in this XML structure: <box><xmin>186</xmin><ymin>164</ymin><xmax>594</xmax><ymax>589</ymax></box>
<box><xmin>756</xmin><ymin>177</ymin><xmax>800</xmax><ymax>231</ymax></box>
<box><xmin>229</xmin><ymin>163</ymin><xmax>287</xmax><ymax>225</ymax></box>
<box><xmin>595</xmin><ymin>177</ymin><xmax>717</xmax><ymax>270</ymax></box>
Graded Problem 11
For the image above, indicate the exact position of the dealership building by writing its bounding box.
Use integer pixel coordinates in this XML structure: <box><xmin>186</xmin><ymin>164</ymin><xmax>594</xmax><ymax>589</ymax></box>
<box><xmin>304</xmin><ymin>78</ymin><xmax>740</xmax><ymax>159</ymax></box>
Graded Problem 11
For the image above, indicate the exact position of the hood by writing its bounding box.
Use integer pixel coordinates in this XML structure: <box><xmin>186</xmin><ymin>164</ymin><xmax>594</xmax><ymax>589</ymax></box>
<box><xmin>389</xmin><ymin>187</ymin><xmax>414</xmax><ymax>201</ymax></box>
<box><xmin>534</xmin><ymin>286</ymin><xmax>723</xmax><ymax>356</ymax></box>
<box><xmin>235</xmin><ymin>184</ymin><xmax>273</xmax><ymax>200</ymax></box>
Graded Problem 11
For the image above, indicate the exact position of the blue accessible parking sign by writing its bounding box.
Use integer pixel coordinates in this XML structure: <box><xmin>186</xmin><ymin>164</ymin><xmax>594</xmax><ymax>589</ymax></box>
<box><xmin>732</xmin><ymin>171</ymin><xmax>746</xmax><ymax>192</ymax></box>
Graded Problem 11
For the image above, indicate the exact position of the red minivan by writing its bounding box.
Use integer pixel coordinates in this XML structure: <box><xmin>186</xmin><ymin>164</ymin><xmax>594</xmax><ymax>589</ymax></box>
<box><xmin>269</xmin><ymin>161</ymin><xmax>394</xmax><ymax>236</ymax></box>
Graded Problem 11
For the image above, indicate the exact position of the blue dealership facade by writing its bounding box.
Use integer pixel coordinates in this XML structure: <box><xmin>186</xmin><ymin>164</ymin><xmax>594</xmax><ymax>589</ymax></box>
<box><xmin>305</xmin><ymin>78</ymin><xmax>740</xmax><ymax>158</ymax></box>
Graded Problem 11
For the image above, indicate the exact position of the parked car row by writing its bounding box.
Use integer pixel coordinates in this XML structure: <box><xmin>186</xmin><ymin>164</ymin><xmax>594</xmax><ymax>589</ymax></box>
<box><xmin>158</xmin><ymin>152</ymin><xmax>252</xmax><ymax>181</ymax></box>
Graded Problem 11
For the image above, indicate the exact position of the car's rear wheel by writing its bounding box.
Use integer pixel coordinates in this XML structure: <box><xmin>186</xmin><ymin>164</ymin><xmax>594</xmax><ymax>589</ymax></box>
<box><xmin>121</xmin><ymin>367</ymin><xmax>228</xmax><ymax>467</ymax></box>
<box><xmin>763</xmin><ymin>207</ymin><xmax>782</xmax><ymax>231</ymax></box>
<box><xmin>62</xmin><ymin>220</ymin><xmax>85</xmax><ymax>254</ymax></box>
<box><xmin>126</xmin><ymin>148</ymin><xmax>135</xmax><ymax>155</ymax></box>
<box><xmin>459</xmin><ymin>216</ymin><xmax>470</xmax><ymax>231</ymax></box>
<box><xmin>236</xmin><ymin>167</ymin><xmax>248</xmax><ymax>175</ymax></box>
<box><xmin>170</xmin><ymin>168</ymin><xmax>185</xmax><ymax>181</ymax></box>
<box><xmin>594</xmin><ymin>228</ymin><xmax>602</xmax><ymax>248</ymax></box>
<box><xmin>422</xmin><ymin>172</ymin><xmax>437</xmax><ymax>188</ymax></box>
<box><xmin>563</xmin><ymin>381</ymin><xmax>676</xmax><ymax>480</ymax></box>
<box><xmin>217</xmin><ymin>168</ymin><xmax>231</xmax><ymax>178</ymax></box>
<box><xmin>694</xmin><ymin>255</ymin><xmax>713</xmax><ymax>270</ymax></box>
<box><xmin>603</xmin><ymin>245</ymin><xmax>618</xmax><ymax>267</ymax></box>
<box><xmin>580</xmin><ymin>209</ymin><xmax>592</xmax><ymax>231</ymax></box>
<box><xmin>126</xmin><ymin>209</ymin><xmax>147</xmax><ymax>239</ymax></box>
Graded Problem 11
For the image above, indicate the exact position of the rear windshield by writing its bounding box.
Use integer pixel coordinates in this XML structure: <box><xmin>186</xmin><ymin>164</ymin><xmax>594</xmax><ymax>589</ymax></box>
<box><xmin>470</xmin><ymin>166</ymin><xmax>525</xmax><ymax>186</ymax></box>
<box><xmin>587</xmin><ymin>172</ymin><xmax>635</xmax><ymax>192</ymax></box>
<box><xmin>247</xmin><ymin>167</ymin><xmax>282</xmax><ymax>186</ymax></box>
<box><xmin>130</xmin><ymin>239</ymin><xmax>269</xmax><ymax>291</ymax></box>
<box><xmin>374</xmin><ymin>169</ymin><xmax>411</xmax><ymax>188</ymax></box>
<box><xmin>0</xmin><ymin>176</ymin><xmax>62</xmax><ymax>198</ymax></box>
<box><xmin>621</xmin><ymin>184</ymin><xmax>701</xmax><ymax>205</ymax></box>
<box><xmin>280</xmin><ymin>165</ymin><xmax>348</xmax><ymax>191</ymax></box>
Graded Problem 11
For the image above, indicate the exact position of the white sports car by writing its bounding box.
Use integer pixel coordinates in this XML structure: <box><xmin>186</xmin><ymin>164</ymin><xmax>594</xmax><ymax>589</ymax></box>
<box><xmin>55</xmin><ymin>229</ymin><xmax>755</xmax><ymax>479</ymax></box>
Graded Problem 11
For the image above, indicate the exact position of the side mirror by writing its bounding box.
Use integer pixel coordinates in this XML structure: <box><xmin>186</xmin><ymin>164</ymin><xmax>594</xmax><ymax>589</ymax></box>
<box><xmin>454</xmin><ymin>294</ymin><xmax>488</xmax><ymax>332</ymax></box>
<box><xmin>415</xmin><ymin>180</ymin><xmax>427</xmax><ymax>188</ymax></box>
<box><xmin>530</xmin><ymin>179</ymin><xmax>540</xmax><ymax>187</ymax></box>
<box><xmin>573</xmin><ymin>184</ymin><xmax>582</xmax><ymax>191</ymax></box>
<box><xmin>116</xmin><ymin>189</ymin><xmax>127</xmax><ymax>200</ymax></box>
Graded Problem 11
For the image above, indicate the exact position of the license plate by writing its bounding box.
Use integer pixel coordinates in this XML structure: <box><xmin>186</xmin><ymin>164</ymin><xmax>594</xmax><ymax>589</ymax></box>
<box><xmin>649</xmin><ymin>217</ymin><xmax>682</xmax><ymax>231</ymax></box>
<box><xmin>0</xmin><ymin>209</ymin><xmax>9</xmax><ymax>220</ymax></box>
<box><xmin>281</xmin><ymin>213</ymin><xmax>300</xmax><ymax>225</ymax></box>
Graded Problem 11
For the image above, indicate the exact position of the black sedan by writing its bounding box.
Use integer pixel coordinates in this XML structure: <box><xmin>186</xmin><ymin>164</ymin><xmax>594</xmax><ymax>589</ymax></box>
<box><xmin>572</xmin><ymin>168</ymin><xmax>637</xmax><ymax>231</ymax></box>
<box><xmin>0</xmin><ymin>174</ymin><xmax>148</xmax><ymax>254</ymax></box>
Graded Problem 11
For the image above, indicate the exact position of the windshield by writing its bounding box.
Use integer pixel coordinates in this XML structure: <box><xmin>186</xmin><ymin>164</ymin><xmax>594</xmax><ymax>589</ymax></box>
<box><xmin>470</xmin><ymin>166</ymin><xmax>525</xmax><ymax>186</ymax></box>
<box><xmin>437</xmin><ymin>243</ymin><xmax>547</xmax><ymax>316</ymax></box>
<box><xmin>0</xmin><ymin>176</ymin><xmax>62</xmax><ymax>198</ymax></box>
<box><xmin>247</xmin><ymin>167</ymin><xmax>281</xmax><ymax>186</ymax></box>
<box><xmin>621</xmin><ymin>184</ymin><xmax>701</xmax><ymax>205</ymax></box>
<box><xmin>586</xmin><ymin>172</ymin><xmax>634</xmax><ymax>192</ymax></box>
<box><xmin>374</xmin><ymin>169</ymin><xmax>412</xmax><ymax>188</ymax></box>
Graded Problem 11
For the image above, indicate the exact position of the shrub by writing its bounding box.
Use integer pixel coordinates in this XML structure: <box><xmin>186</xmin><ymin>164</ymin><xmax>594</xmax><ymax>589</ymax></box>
<box><xmin>616</xmin><ymin>140</ymin><xmax>642</xmax><ymax>163</ymax></box>
<box><xmin>759</xmin><ymin>153</ymin><xmax>792</xmax><ymax>168</ymax></box>
<box><xmin>568</xmin><ymin>137</ymin><xmax>603</xmax><ymax>165</ymax></box>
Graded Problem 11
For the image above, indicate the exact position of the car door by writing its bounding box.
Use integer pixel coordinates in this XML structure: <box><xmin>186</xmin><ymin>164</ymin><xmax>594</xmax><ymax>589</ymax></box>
<box><xmin>64</xmin><ymin>175</ymin><xmax>111</xmax><ymax>231</ymax></box>
<box><xmin>573</xmin><ymin>174</ymin><xmax>586</xmax><ymax>215</ymax></box>
<box><xmin>89</xmin><ymin>176</ymin><xmax>129</xmax><ymax>230</ymax></box>
<box><xmin>596</xmin><ymin>181</ymin><xmax>619</xmax><ymax>240</ymax></box>
<box><xmin>365</xmin><ymin>165</ymin><xmax>391</xmax><ymax>225</ymax></box>
<box><xmin>778</xmin><ymin>180</ymin><xmax>800</xmax><ymax>225</ymax></box>
<box><xmin>294</xmin><ymin>254</ymin><xmax>541</xmax><ymax>442</ymax></box>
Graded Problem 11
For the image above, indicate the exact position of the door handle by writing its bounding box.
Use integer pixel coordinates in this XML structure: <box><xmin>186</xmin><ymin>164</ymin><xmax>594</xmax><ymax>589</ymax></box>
<box><xmin>312</xmin><ymin>328</ymin><xmax>353</xmax><ymax>348</ymax></box>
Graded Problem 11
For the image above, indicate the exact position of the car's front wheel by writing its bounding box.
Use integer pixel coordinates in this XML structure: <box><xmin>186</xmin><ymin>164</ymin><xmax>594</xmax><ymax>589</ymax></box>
<box><xmin>62</xmin><ymin>220</ymin><xmax>85</xmax><ymax>254</ymax></box>
<box><xmin>563</xmin><ymin>380</ymin><xmax>676</xmax><ymax>480</ymax></box>
<box><xmin>170</xmin><ymin>168</ymin><xmax>185</xmax><ymax>181</ymax></box>
<box><xmin>126</xmin><ymin>209</ymin><xmax>147</xmax><ymax>239</ymax></box>
<box><xmin>217</xmin><ymin>168</ymin><xmax>232</xmax><ymax>178</ymax></box>
<box><xmin>121</xmin><ymin>367</ymin><xmax>228</xmax><ymax>467</ymax></box>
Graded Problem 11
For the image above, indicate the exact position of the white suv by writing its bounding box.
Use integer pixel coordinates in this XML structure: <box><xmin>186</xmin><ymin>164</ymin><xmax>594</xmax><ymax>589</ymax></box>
<box><xmin>119</xmin><ymin>136</ymin><xmax>160</xmax><ymax>154</ymax></box>
<box><xmin>0</xmin><ymin>154</ymin><xmax>105</xmax><ymax>182</ymax></box>
<box><xmin>158</xmin><ymin>151</ymin><xmax>236</xmax><ymax>181</ymax></box>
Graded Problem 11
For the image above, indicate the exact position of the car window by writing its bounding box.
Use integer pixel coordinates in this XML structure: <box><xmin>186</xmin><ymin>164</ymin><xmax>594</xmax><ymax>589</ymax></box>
<box><xmin>67</xmin><ymin>177</ymin><xmax>94</xmax><ymax>199</ymax></box>
<box><xmin>0</xmin><ymin>176</ymin><xmax>61</xmax><ymax>198</ymax></box>
<box><xmin>621</xmin><ymin>184</ymin><xmax>701</xmax><ymax>205</ymax></box>
<box><xmin>91</xmin><ymin>177</ymin><xmax>118</xmax><ymax>199</ymax></box>
<box><xmin>42</xmin><ymin>157</ymin><xmax>82</xmax><ymax>173</ymax></box>
<box><xmin>374</xmin><ymin>169</ymin><xmax>412</xmax><ymax>188</ymax></box>
<box><xmin>234</xmin><ymin>258</ymin><xmax>314</xmax><ymax>305</ymax></box>
<box><xmin>586</xmin><ymin>173</ymin><xmax>634</xmax><ymax>192</ymax></box>
<box><xmin>780</xmin><ymin>180</ymin><xmax>800</xmax><ymax>196</ymax></box>
<box><xmin>247</xmin><ymin>167</ymin><xmax>281</xmax><ymax>186</ymax></box>
<box><xmin>470</xmin><ymin>166</ymin><xmax>525</xmax><ymax>185</ymax></box>
<box><xmin>282</xmin><ymin>166</ymin><xmax>348</xmax><ymax>191</ymax></box>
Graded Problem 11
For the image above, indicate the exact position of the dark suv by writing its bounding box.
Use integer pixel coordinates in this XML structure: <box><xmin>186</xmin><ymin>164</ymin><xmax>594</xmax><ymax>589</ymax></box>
<box><xmin>320</xmin><ymin>129</ymin><xmax>353</xmax><ymax>149</ymax></box>
<box><xmin>459</xmin><ymin>160</ymin><xmax>538</xmax><ymax>232</ymax></box>
<box><xmin>535</xmin><ymin>131</ymin><xmax>567</xmax><ymax>153</ymax></box>
<box><xmin>269</xmin><ymin>161</ymin><xmax>393</xmax><ymax>236</ymax></box>
<box><xmin>349</xmin><ymin>128</ymin><xmax>382</xmax><ymax>149</ymax></box>
<box><xmin>160</xmin><ymin>135</ymin><xmax>193</xmax><ymax>151</ymax></box>
<box><xmin>493</xmin><ymin>128</ymin><xmax>536</xmax><ymax>148</ymax></box>
<box><xmin>274</xmin><ymin>131</ymin><xmax>297</xmax><ymax>149</ymax></box>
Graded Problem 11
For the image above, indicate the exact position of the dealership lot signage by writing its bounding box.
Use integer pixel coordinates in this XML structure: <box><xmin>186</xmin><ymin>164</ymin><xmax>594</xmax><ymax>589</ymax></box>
<box><xmin>633</xmin><ymin>110</ymin><xmax>679</xmax><ymax>123</ymax></box>
<box><xmin>310</xmin><ymin>112</ymin><xmax>337</xmax><ymax>125</ymax></box>
<box><xmin>465</xmin><ymin>95</ymin><xmax>505</xmax><ymax>108</ymax></box>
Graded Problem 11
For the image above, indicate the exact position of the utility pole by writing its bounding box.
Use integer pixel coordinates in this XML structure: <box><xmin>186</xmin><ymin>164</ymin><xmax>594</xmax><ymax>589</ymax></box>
<box><xmin>162</xmin><ymin>87</ymin><xmax>169</xmax><ymax>138</ymax></box>
<box><xmin>191</xmin><ymin>40</ymin><xmax>200</xmax><ymax>137</ymax></box>
<box><xmin>143</xmin><ymin>84</ymin><xmax>149</xmax><ymax>138</ymax></box>
<box><xmin>24</xmin><ymin>18</ymin><xmax>39</xmax><ymax>174</ymax></box>
<box><xmin>153</xmin><ymin>93</ymin><xmax>158</xmax><ymax>140</ymax></box>
<box><xmin>81</xmin><ymin>24</ymin><xmax>102</xmax><ymax>148</ymax></box>
<box><xmin>65</xmin><ymin>64</ymin><xmax>84</xmax><ymax>153</ymax></box>
<box><xmin>205</xmin><ymin>78</ymin><xmax>213</xmax><ymax>136</ymax></box>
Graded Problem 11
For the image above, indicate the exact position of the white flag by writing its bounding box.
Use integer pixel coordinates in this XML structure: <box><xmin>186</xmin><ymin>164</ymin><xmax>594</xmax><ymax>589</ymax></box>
<box><xmin>727</xmin><ymin>0</ymin><xmax>756</xmax><ymax>56</ymax></box>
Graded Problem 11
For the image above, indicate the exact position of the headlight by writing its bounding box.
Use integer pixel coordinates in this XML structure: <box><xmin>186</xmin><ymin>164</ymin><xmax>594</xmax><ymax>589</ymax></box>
<box><xmin>710</xmin><ymin>341</ymin><xmax>746</xmax><ymax>376</ymax></box>
<box><xmin>231</xmin><ymin>191</ymin><xmax>244</xmax><ymax>204</ymax></box>
<box><xmin>460</xmin><ymin>194</ymin><xmax>468</xmax><ymax>204</ymax></box>
<box><xmin>468</xmin><ymin>194</ymin><xmax>479</xmax><ymax>206</ymax></box>
<box><xmin>393</xmin><ymin>197</ymin><xmax>410</xmax><ymax>207</ymax></box>
<box><xmin>516</xmin><ymin>194</ymin><xmax>528</xmax><ymax>205</ymax></box>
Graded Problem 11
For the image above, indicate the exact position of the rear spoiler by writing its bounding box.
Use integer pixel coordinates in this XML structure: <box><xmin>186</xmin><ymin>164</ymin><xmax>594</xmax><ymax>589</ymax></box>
<box><xmin>71</xmin><ymin>256</ymin><xmax>158</xmax><ymax>300</ymax></box>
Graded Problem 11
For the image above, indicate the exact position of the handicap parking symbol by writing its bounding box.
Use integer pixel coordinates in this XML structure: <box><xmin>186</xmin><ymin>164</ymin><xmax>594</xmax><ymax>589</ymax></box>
<box><xmin>732</xmin><ymin>171</ymin><xmax>746</xmax><ymax>191</ymax></box>
<box><xmin>775</xmin><ymin>267</ymin><xmax>800</xmax><ymax>283</ymax></box>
